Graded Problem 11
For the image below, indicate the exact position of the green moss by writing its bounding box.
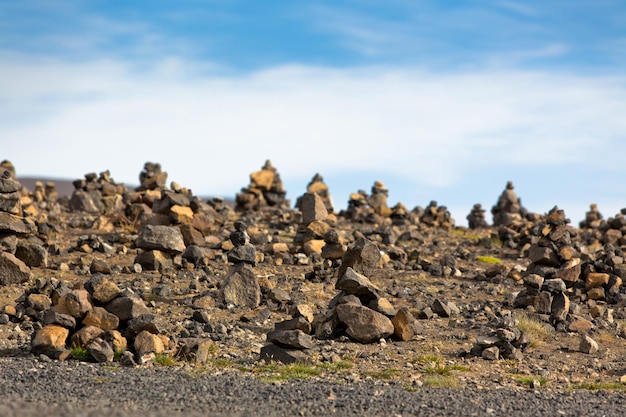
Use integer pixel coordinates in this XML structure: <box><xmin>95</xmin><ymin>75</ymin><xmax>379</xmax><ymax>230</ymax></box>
<box><xmin>476</xmin><ymin>256</ymin><xmax>502</xmax><ymax>264</ymax></box>
<box><xmin>70</xmin><ymin>346</ymin><xmax>92</xmax><ymax>362</ymax></box>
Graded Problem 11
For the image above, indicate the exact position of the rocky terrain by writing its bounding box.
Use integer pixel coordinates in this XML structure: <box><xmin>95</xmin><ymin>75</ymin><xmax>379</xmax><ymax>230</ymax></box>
<box><xmin>2</xmin><ymin>158</ymin><xmax>626</xmax><ymax>416</ymax></box>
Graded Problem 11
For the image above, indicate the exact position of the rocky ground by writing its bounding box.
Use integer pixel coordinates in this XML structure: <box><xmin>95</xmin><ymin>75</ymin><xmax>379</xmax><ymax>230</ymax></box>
<box><xmin>2</xmin><ymin>159</ymin><xmax>626</xmax><ymax>416</ymax></box>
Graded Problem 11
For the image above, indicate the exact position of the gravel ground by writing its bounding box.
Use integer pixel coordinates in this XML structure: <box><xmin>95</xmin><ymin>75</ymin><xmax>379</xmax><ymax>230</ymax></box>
<box><xmin>1</xmin><ymin>357</ymin><xmax>626</xmax><ymax>417</ymax></box>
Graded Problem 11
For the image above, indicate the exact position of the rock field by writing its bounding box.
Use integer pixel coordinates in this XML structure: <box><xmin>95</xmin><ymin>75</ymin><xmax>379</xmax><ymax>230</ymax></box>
<box><xmin>2</xmin><ymin>158</ymin><xmax>626</xmax><ymax>415</ymax></box>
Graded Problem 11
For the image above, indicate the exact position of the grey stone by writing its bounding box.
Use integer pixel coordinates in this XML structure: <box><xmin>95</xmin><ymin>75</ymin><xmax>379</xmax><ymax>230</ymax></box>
<box><xmin>15</xmin><ymin>242</ymin><xmax>48</xmax><ymax>268</ymax></box>
<box><xmin>105</xmin><ymin>296</ymin><xmax>151</xmax><ymax>322</ymax></box>
<box><xmin>0</xmin><ymin>212</ymin><xmax>34</xmax><ymax>235</ymax></box>
<box><xmin>337</xmin><ymin>237</ymin><xmax>381</xmax><ymax>277</ymax></box>
<box><xmin>136</xmin><ymin>225</ymin><xmax>185</xmax><ymax>254</ymax></box>
<box><xmin>220</xmin><ymin>264</ymin><xmax>261</xmax><ymax>309</ymax></box>
<box><xmin>335</xmin><ymin>267</ymin><xmax>381</xmax><ymax>300</ymax></box>
<box><xmin>133</xmin><ymin>250</ymin><xmax>172</xmax><ymax>271</ymax></box>
<box><xmin>267</xmin><ymin>329</ymin><xmax>314</xmax><ymax>349</ymax></box>
<box><xmin>544</xmin><ymin>278</ymin><xmax>566</xmax><ymax>294</ymax></box>
<box><xmin>274</xmin><ymin>317</ymin><xmax>312</xmax><ymax>334</ymax></box>
<box><xmin>391</xmin><ymin>307</ymin><xmax>418</xmax><ymax>341</ymax></box>
<box><xmin>550</xmin><ymin>292</ymin><xmax>570</xmax><ymax>323</ymax></box>
<box><xmin>528</xmin><ymin>246</ymin><xmax>560</xmax><ymax>267</ymax></box>
<box><xmin>87</xmin><ymin>338</ymin><xmax>114</xmax><ymax>363</ymax></box>
<box><xmin>0</xmin><ymin>246</ymin><xmax>24</xmax><ymax>283</ymax></box>
<box><xmin>69</xmin><ymin>189</ymin><xmax>103</xmax><ymax>213</ymax></box>
<box><xmin>43</xmin><ymin>310</ymin><xmax>76</xmax><ymax>328</ymax></box>
<box><xmin>580</xmin><ymin>334</ymin><xmax>598</xmax><ymax>354</ymax></box>
<box><xmin>300</xmin><ymin>192</ymin><xmax>328</xmax><ymax>225</ymax></box>
<box><xmin>482</xmin><ymin>346</ymin><xmax>500</xmax><ymax>360</ymax></box>
<box><xmin>227</xmin><ymin>244</ymin><xmax>257</xmax><ymax>265</ymax></box>
<box><xmin>259</xmin><ymin>344</ymin><xmax>311</xmax><ymax>364</ymax></box>
<box><xmin>335</xmin><ymin>303</ymin><xmax>394</xmax><ymax>343</ymax></box>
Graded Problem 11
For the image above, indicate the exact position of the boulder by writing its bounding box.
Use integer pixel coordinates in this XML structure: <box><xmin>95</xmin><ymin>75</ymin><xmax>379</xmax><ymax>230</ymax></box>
<box><xmin>335</xmin><ymin>303</ymin><xmax>394</xmax><ymax>343</ymax></box>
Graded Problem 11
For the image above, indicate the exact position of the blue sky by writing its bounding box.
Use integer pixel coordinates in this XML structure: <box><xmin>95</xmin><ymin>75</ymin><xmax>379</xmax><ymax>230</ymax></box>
<box><xmin>2</xmin><ymin>0</ymin><xmax>626</xmax><ymax>225</ymax></box>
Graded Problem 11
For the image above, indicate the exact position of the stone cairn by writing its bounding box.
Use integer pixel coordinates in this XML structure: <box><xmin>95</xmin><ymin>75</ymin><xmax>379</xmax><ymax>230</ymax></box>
<box><xmin>235</xmin><ymin>160</ymin><xmax>288</xmax><ymax>211</ymax></box>
<box><xmin>342</xmin><ymin>181</ymin><xmax>391</xmax><ymax>224</ymax></box>
<box><xmin>467</xmin><ymin>203</ymin><xmax>489</xmax><ymax>229</ymax></box>
<box><xmin>312</xmin><ymin>238</ymin><xmax>420</xmax><ymax>346</ymax></box>
<box><xmin>512</xmin><ymin>206</ymin><xmax>625</xmax><ymax>332</ymax></box>
<box><xmin>491</xmin><ymin>181</ymin><xmax>526</xmax><ymax>227</ymax></box>
<box><xmin>25</xmin><ymin>274</ymin><xmax>169</xmax><ymax>365</ymax></box>
<box><xmin>295</xmin><ymin>173</ymin><xmax>334</xmax><ymax>213</ymax></box>
<box><xmin>467</xmin><ymin>320</ymin><xmax>530</xmax><ymax>361</ymax></box>
<box><xmin>419</xmin><ymin>200</ymin><xmax>455</xmax><ymax>229</ymax></box>
<box><xmin>69</xmin><ymin>170</ymin><xmax>127</xmax><ymax>214</ymax></box>
<box><xmin>0</xmin><ymin>163</ymin><xmax>36</xmax><ymax>286</ymax></box>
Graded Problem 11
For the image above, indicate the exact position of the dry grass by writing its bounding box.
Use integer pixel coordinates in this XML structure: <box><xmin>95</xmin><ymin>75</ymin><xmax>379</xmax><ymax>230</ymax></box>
<box><xmin>515</xmin><ymin>313</ymin><xmax>555</xmax><ymax>348</ymax></box>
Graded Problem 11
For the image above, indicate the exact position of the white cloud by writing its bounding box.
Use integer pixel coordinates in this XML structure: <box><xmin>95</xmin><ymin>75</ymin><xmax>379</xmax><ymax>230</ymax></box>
<box><xmin>1</xmin><ymin>55</ymin><xmax>626</xmax><ymax>223</ymax></box>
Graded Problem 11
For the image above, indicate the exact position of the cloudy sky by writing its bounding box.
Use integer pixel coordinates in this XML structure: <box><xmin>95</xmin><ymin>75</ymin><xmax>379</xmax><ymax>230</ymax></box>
<box><xmin>2</xmin><ymin>1</ymin><xmax>626</xmax><ymax>225</ymax></box>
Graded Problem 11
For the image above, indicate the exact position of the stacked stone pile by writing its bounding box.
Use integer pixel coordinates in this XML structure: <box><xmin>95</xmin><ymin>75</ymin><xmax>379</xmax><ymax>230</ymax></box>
<box><xmin>235</xmin><ymin>160</ymin><xmax>288</xmax><ymax>211</ymax></box>
<box><xmin>0</xmin><ymin>165</ymin><xmax>36</xmax><ymax>285</ymax></box>
<box><xmin>513</xmin><ymin>206</ymin><xmax>626</xmax><ymax>330</ymax></box>
<box><xmin>260</xmin><ymin>304</ymin><xmax>316</xmax><ymax>364</ymax></box>
<box><xmin>17</xmin><ymin>274</ymin><xmax>169</xmax><ymax>364</ymax></box>
<box><xmin>69</xmin><ymin>170</ymin><xmax>127</xmax><ymax>214</ymax></box>
<box><xmin>418</xmin><ymin>200</ymin><xmax>455</xmax><ymax>229</ymax></box>
<box><xmin>341</xmin><ymin>181</ymin><xmax>392</xmax><ymax>224</ymax></box>
<box><xmin>468</xmin><ymin>322</ymin><xmax>530</xmax><ymax>361</ymax></box>
<box><xmin>312</xmin><ymin>238</ymin><xmax>420</xmax><ymax>344</ymax></box>
<box><xmin>491</xmin><ymin>181</ymin><xmax>527</xmax><ymax>227</ymax></box>
<box><xmin>293</xmin><ymin>192</ymin><xmax>332</xmax><ymax>258</ymax></box>
<box><xmin>467</xmin><ymin>203</ymin><xmax>489</xmax><ymax>229</ymax></box>
<box><xmin>295</xmin><ymin>173</ymin><xmax>334</xmax><ymax>213</ymax></box>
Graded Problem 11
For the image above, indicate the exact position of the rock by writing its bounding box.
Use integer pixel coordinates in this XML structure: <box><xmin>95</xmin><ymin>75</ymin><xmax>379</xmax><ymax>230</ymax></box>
<box><xmin>274</xmin><ymin>317</ymin><xmax>312</xmax><ymax>334</ymax></box>
<box><xmin>259</xmin><ymin>344</ymin><xmax>311</xmax><ymax>364</ymax></box>
<box><xmin>105</xmin><ymin>296</ymin><xmax>151</xmax><ymax>322</ymax></box>
<box><xmin>0</xmin><ymin>252</ymin><xmax>32</xmax><ymax>286</ymax></box>
<box><xmin>567</xmin><ymin>315</ymin><xmax>594</xmax><ymax>332</ymax></box>
<box><xmin>134</xmin><ymin>330</ymin><xmax>165</xmax><ymax>356</ymax></box>
<box><xmin>300</xmin><ymin>192</ymin><xmax>328</xmax><ymax>224</ymax></box>
<box><xmin>580</xmin><ymin>334</ymin><xmax>598</xmax><ymax>354</ymax></box>
<box><xmin>523</xmin><ymin>274</ymin><xmax>544</xmax><ymax>290</ymax></box>
<box><xmin>391</xmin><ymin>307</ymin><xmax>418</xmax><ymax>341</ymax></box>
<box><xmin>136</xmin><ymin>225</ymin><xmax>186</xmax><ymax>254</ymax></box>
<box><xmin>62</xmin><ymin>290</ymin><xmax>93</xmax><ymax>318</ymax></box>
<box><xmin>15</xmin><ymin>242</ymin><xmax>48</xmax><ymax>268</ymax></box>
<box><xmin>90</xmin><ymin>259</ymin><xmax>111</xmax><ymax>274</ymax></box>
<box><xmin>292</xmin><ymin>304</ymin><xmax>315</xmax><ymax>323</ymax></box>
<box><xmin>534</xmin><ymin>291</ymin><xmax>553</xmax><ymax>315</ymax></box>
<box><xmin>266</xmin><ymin>329</ymin><xmax>314</xmax><ymax>349</ymax></box>
<box><xmin>32</xmin><ymin>325</ymin><xmax>69</xmax><ymax>356</ymax></box>
<box><xmin>586</xmin><ymin>272</ymin><xmax>610</xmax><ymax>290</ymax></box>
<box><xmin>27</xmin><ymin>293</ymin><xmax>52</xmax><ymax>311</ymax></box>
<box><xmin>544</xmin><ymin>278</ymin><xmax>566</xmax><ymax>294</ymax></box>
<box><xmin>227</xmin><ymin>244</ymin><xmax>257</xmax><ymax>265</ymax></box>
<box><xmin>103</xmin><ymin>330</ymin><xmax>127</xmax><ymax>353</ymax></box>
<box><xmin>69</xmin><ymin>190</ymin><xmax>103</xmax><ymax>213</ymax></box>
<box><xmin>91</xmin><ymin>279</ymin><xmax>121</xmax><ymax>304</ymax></box>
<box><xmin>70</xmin><ymin>325</ymin><xmax>104</xmax><ymax>348</ymax></box>
<box><xmin>550</xmin><ymin>292</ymin><xmax>570</xmax><ymax>323</ymax></box>
<box><xmin>43</xmin><ymin>310</ymin><xmax>76</xmax><ymax>328</ymax></box>
<box><xmin>337</xmin><ymin>237</ymin><xmax>381</xmax><ymax>277</ymax></box>
<box><xmin>220</xmin><ymin>264</ymin><xmax>261</xmax><ymax>308</ymax></box>
<box><xmin>431</xmin><ymin>299</ymin><xmax>452</xmax><ymax>318</ymax></box>
<box><xmin>335</xmin><ymin>267</ymin><xmax>382</xmax><ymax>301</ymax></box>
<box><xmin>528</xmin><ymin>246</ymin><xmax>560</xmax><ymax>267</ymax></box>
<box><xmin>82</xmin><ymin>306</ymin><xmax>120</xmax><ymax>331</ymax></box>
<box><xmin>482</xmin><ymin>346</ymin><xmax>500</xmax><ymax>360</ymax></box>
<box><xmin>87</xmin><ymin>338</ymin><xmax>114</xmax><ymax>363</ymax></box>
<box><xmin>127</xmin><ymin>314</ymin><xmax>163</xmax><ymax>337</ymax></box>
<box><xmin>134</xmin><ymin>250</ymin><xmax>172</xmax><ymax>272</ymax></box>
<box><xmin>0</xmin><ymin>211</ymin><xmax>34</xmax><ymax>235</ymax></box>
<box><xmin>335</xmin><ymin>303</ymin><xmax>394</xmax><ymax>343</ymax></box>
<box><xmin>368</xmin><ymin>297</ymin><xmax>397</xmax><ymax>316</ymax></box>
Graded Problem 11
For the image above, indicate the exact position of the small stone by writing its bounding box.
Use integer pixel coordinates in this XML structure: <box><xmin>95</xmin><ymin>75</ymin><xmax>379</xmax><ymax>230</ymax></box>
<box><xmin>567</xmin><ymin>315</ymin><xmax>594</xmax><ymax>332</ymax></box>
<box><xmin>105</xmin><ymin>296</ymin><xmax>150</xmax><ymax>321</ymax></box>
<box><xmin>391</xmin><ymin>307</ymin><xmax>417</xmax><ymax>341</ymax></box>
<box><xmin>579</xmin><ymin>334</ymin><xmax>598</xmax><ymax>354</ymax></box>
<box><xmin>259</xmin><ymin>344</ymin><xmax>311</xmax><ymax>364</ymax></box>
<box><xmin>87</xmin><ymin>337</ymin><xmax>114</xmax><ymax>363</ymax></box>
<box><xmin>337</xmin><ymin>237</ymin><xmax>381</xmax><ymax>277</ymax></box>
<box><xmin>585</xmin><ymin>273</ymin><xmax>609</xmax><ymax>290</ymax></box>
<box><xmin>70</xmin><ymin>325</ymin><xmax>105</xmax><ymax>348</ymax></box>
<box><xmin>192</xmin><ymin>310</ymin><xmax>211</xmax><ymax>324</ymax></box>
<box><xmin>82</xmin><ymin>306</ymin><xmax>120</xmax><ymax>331</ymax></box>
<box><xmin>368</xmin><ymin>297</ymin><xmax>397</xmax><ymax>316</ymax></box>
<box><xmin>134</xmin><ymin>330</ymin><xmax>165</xmax><ymax>356</ymax></box>
<box><xmin>62</xmin><ymin>290</ymin><xmax>93</xmax><ymax>318</ymax></box>
<box><xmin>32</xmin><ymin>325</ymin><xmax>69</xmax><ymax>356</ymax></box>
<box><xmin>90</xmin><ymin>259</ymin><xmax>111</xmax><ymax>275</ymax></box>
<box><xmin>528</xmin><ymin>246</ymin><xmax>560</xmax><ymax>267</ymax></box>
<box><xmin>482</xmin><ymin>346</ymin><xmax>500</xmax><ymax>360</ymax></box>
<box><xmin>550</xmin><ymin>292</ymin><xmax>569</xmax><ymax>323</ymax></box>
<box><xmin>335</xmin><ymin>267</ymin><xmax>381</xmax><ymax>300</ymax></box>
<box><xmin>27</xmin><ymin>293</ymin><xmax>52</xmax><ymax>312</ymax></box>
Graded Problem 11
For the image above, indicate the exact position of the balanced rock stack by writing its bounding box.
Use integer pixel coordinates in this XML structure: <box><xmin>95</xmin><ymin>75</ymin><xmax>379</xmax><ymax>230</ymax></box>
<box><xmin>27</xmin><ymin>274</ymin><xmax>168</xmax><ymax>364</ymax></box>
<box><xmin>260</xmin><ymin>305</ymin><xmax>316</xmax><ymax>364</ymax></box>
<box><xmin>467</xmin><ymin>203</ymin><xmax>489</xmax><ymax>229</ymax></box>
<box><xmin>513</xmin><ymin>207</ymin><xmax>577</xmax><ymax>325</ymax></box>
<box><xmin>314</xmin><ymin>238</ymin><xmax>420</xmax><ymax>344</ymax></box>
<box><xmin>69</xmin><ymin>170</ymin><xmax>127</xmax><ymax>214</ymax></box>
<box><xmin>0</xmin><ymin>164</ymin><xmax>35</xmax><ymax>285</ymax></box>
<box><xmin>491</xmin><ymin>181</ymin><xmax>526</xmax><ymax>227</ymax></box>
<box><xmin>342</xmin><ymin>181</ymin><xmax>392</xmax><ymax>224</ymax></box>
<box><xmin>295</xmin><ymin>173</ymin><xmax>334</xmax><ymax>213</ymax></box>
<box><xmin>219</xmin><ymin>221</ymin><xmax>261</xmax><ymax>309</ymax></box>
<box><xmin>293</xmin><ymin>192</ymin><xmax>330</xmax><ymax>258</ymax></box>
<box><xmin>598</xmin><ymin>208</ymin><xmax>626</xmax><ymax>248</ymax></box>
<box><xmin>419</xmin><ymin>200</ymin><xmax>455</xmax><ymax>229</ymax></box>
<box><xmin>469</xmin><ymin>323</ymin><xmax>530</xmax><ymax>361</ymax></box>
<box><xmin>235</xmin><ymin>160</ymin><xmax>288</xmax><ymax>211</ymax></box>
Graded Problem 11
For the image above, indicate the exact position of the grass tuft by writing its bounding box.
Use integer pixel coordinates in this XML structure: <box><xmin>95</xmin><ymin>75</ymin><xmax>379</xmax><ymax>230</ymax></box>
<box><xmin>476</xmin><ymin>256</ymin><xmax>502</xmax><ymax>264</ymax></box>
<box><xmin>70</xmin><ymin>346</ymin><xmax>92</xmax><ymax>362</ymax></box>
<box><xmin>514</xmin><ymin>313</ymin><xmax>554</xmax><ymax>348</ymax></box>
<box><xmin>510</xmin><ymin>374</ymin><xmax>548</xmax><ymax>387</ymax></box>
<box><xmin>423</xmin><ymin>376</ymin><xmax>458</xmax><ymax>388</ymax></box>
<box><xmin>154</xmin><ymin>353</ymin><xmax>178</xmax><ymax>366</ymax></box>
<box><xmin>363</xmin><ymin>368</ymin><xmax>402</xmax><ymax>380</ymax></box>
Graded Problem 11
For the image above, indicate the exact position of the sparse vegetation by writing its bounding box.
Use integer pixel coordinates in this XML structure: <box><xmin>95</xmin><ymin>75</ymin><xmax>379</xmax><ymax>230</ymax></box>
<box><xmin>515</xmin><ymin>313</ymin><xmax>554</xmax><ymax>348</ymax></box>
<box><xmin>476</xmin><ymin>256</ymin><xmax>502</xmax><ymax>264</ymax></box>
<box><xmin>423</xmin><ymin>376</ymin><xmax>458</xmax><ymax>388</ymax></box>
<box><xmin>70</xmin><ymin>346</ymin><xmax>92</xmax><ymax>362</ymax></box>
<box><xmin>154</xmin><ymin>353</ymin><xmax>178</xmax><ymax>366</ymax></box>
<box><xmin>510</xmin><ymin>374</ymin><xmax>548</xmax><ymax>387</ymax></box>
<box><xmin>363</xmin><ymin>368</ymin><xmax>402</xmax><ymax>380</ymax></box>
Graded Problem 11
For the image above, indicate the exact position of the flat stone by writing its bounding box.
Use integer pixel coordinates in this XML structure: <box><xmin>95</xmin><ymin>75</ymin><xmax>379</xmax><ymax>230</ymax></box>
<box><xmin>134</xmin><ymin>250</ymin><xmax>172</xmax><ymax>272</ymax></box>
<box><xmin>274</xmin><ymin>317</ymin><xmax>312</xmax><ymax>334</ymax></box>
<box><xmin>169</xmin><ymin>205</ymin><xmax>194</xmax><ymax>224</ymax></box>
<box><xmin>0</xmin><ymin>177</ymin><xmax>22</xmax><ymax>193</ymax></box>
<box><xmin>567</xmin><ymin>315</ymin><xmax>594</xmax><ymax>332</ymax></box>
<box><xmin>0</xmin><ymin>191</ymin><xmax>21</xmax><ymax>215</ymax></box>
<box><xmin>580</xmin><ymin>334</ymin><xmax>598</xmax><ymax>354</ymax></box>
<box><xmin>27</xmin><ymin>293</ymin><xmax>52</xmax><ymax>311</ymax></box>
<box><xmin>267</xmin><ymin>329</ymin><xmax>314</xmax><ymax>349</ymax></box>
<box><xmin>92</xmin><ymin>279</ymin><xmax>121</xmax><ymax>304</ymax></box>
<box><xmin>220</xmin><ymin>264</ymin><xmax>261</xmax><ymax>308</ymax></box>
<box><xmin>587</xmin><ymin>287</ymin><xmax>606</xmax><ymax>301</ymax></box>
<box><xmin>136</xmin><ymin>225</ymin><xmax>186</xmax><ymax>254</ymax></box>
<box><xmin>524</xmin><ymin>274</ymin><xmax>544</xmax><ymax>290</ymax></box>
<box><xmin>43</xmin><ymin>309</ymin><xmax>76</xmax><ymax>328</ymax></box>
<box><xmin>227</xmin><ymin>244</ymin><xmax>257</xmax><ymax>265</ymax></box>
<box><xmin>335</xmin><ymin>267</ymin><xmax>381</xmax><ymax>300</ymax></box>
<box><xmin>0</xmin><ymin>212</ymin><xmax>34</xmax><ymax>235</ymax></box>
<box><xmin>259</xmin><ymin>344</ymin><xmax>311</xmax><ymax>364</ymax></box>
<box><xmin>335</xmin><ymin>303</ymin><xmax>394</xmax><ymax>343</ymax></box>
<box><xmin>127</xmin><ymin>313</ymin><xmax>163</xmax><ymax>336</ymax></box>
<box><xmin>554</xmin><ymin>263</ymin><xmax>581</xmax><ymax>286</ymax></box>
<box><xmin>0</xmin><ymin>252</ymin><xmax>32</xmax><ymax>285</ymax></box>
